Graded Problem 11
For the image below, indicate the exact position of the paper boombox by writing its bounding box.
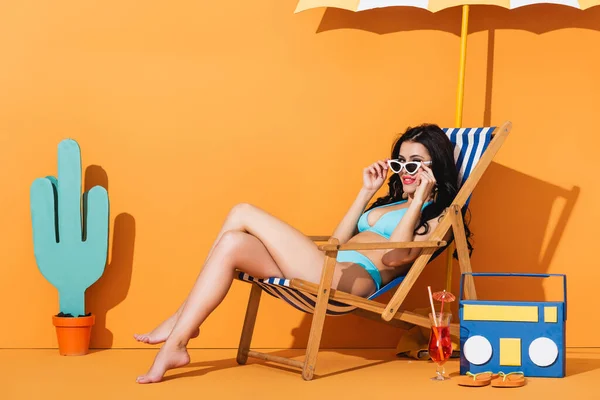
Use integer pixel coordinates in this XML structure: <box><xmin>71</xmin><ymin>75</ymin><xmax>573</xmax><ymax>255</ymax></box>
<box><xmin>459</xmin><ymin>273</ymin><xmax>567</xmax><ymax>378</ymax></box>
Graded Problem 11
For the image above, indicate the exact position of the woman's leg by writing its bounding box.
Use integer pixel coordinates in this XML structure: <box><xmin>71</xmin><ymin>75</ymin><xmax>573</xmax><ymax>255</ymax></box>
<box><xmin>133</xmin><ymin>203</ymin><xmax>329</xmax><ymax>344</ymax></box>
<box><xmin>208</xmin><ymin>203</ymin><xmax>327</xmax><ymax>280</ymax></box>
<box><xmin>134</xmin><ymin>203</ymin><xmax>286</xmax><ymax>344</ymax></box>
<box><xmin>133</xmin><ymin>302</ymin><xmax>198</xmax><ymax>344</ymax></box>
<box><xmin>135</xmin><ymin>231</ymin><xmax>290</xmax><ymax>383</ymax></box>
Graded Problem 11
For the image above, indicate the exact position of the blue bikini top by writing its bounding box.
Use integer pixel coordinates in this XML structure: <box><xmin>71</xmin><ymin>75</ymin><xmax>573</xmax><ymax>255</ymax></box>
<box><xmin>357</xmin><ymin>200</ymin><xmax>433</xmax><ymax>240</ymax></box>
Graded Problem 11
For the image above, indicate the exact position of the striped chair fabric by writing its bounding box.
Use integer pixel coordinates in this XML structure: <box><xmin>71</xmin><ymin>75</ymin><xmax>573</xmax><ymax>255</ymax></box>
<box><xmin>444</xmin><ymin>126</ymin><xmax>494</xmax><ymax>207</ymax></box>
<box><xmin>236</xmin><ymin>126</ymin><xmax>496</xmax><ymax>316</ymax></box>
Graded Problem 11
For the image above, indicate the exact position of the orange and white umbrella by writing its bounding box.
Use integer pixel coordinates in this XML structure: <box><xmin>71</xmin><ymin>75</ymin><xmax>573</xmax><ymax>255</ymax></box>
<box><xmin>295</xmin><ymin>0</ymin><xmax>600</xmax><ymax>291</ymax></box>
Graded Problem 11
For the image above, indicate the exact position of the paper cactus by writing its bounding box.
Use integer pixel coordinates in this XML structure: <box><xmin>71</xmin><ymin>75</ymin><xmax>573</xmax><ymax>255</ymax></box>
<box><xmin>30</xmin><ymin>139</ymin><xmax>109</xmax><ymax>317</ymax></box>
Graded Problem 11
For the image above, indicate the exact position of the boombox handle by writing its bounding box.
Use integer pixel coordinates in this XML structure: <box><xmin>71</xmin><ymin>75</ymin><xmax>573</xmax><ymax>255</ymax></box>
<box><xmin>459</xmin><ymin>272</ymin><xmax>568</xmax><ymax>319</ymax></box>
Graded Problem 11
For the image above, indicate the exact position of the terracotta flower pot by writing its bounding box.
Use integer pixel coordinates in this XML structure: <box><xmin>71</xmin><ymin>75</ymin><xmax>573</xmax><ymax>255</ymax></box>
<box><xmin>52</xmin><ymin>314</ymin><xmax>95</xmax><ymax>356</ymax></box>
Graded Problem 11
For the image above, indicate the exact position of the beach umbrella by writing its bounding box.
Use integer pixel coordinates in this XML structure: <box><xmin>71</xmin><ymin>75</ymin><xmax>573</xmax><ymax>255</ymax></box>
<box><xmin>294</xmin><ymin>0</ymin><xmax>600</xmax><ymax>291</ymax></box>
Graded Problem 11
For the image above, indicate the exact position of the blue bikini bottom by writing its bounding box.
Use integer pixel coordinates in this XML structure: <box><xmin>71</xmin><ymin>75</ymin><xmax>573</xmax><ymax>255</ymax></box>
<box><xmin>336</xmin><ymin>250</ymin><xmax>382</xmax><ymax>291</ymax></box>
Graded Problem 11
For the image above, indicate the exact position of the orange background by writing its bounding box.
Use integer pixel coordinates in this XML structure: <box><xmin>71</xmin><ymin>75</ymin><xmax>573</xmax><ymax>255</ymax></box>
<box><xmin>0</xmin><ymin>1</ymin><xmax>598</xmax><ymax>349</ymax></box>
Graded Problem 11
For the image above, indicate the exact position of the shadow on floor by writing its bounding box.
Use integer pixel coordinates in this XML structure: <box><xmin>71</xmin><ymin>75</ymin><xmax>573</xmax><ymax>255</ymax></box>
<box><xmin>163</xmin><ymin>348</ymin><xmax>406</xmax><ymax>381</ymax></box>
<box><xmin>566</xmin><ymin>357</ymin><xmax>600</xmax><ymax>377</ymax></box>
<box><xmin>157</xmin><ymin>348</ymin><xmax>598</xmax><ymax>382</ymax></box>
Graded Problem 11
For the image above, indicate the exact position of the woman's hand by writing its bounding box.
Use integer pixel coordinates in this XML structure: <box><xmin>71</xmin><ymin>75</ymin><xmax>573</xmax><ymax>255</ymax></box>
<box><xmin>414</xmin><ymin>164</ymin><xmax>437</xmax><ymax>203</ymax></box>
<box><xmin>363</xmin><ymin>160</ymin><xmax>389</xmax><ymax>192</ymax></box>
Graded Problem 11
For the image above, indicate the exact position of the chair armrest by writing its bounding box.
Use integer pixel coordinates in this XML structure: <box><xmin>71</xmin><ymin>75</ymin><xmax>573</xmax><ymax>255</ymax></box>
<box><xmin>308</xmin><ymin>235</ymin><xmax>331</xmax><ymax>242</ymax></box>
<box><xmin>318</xmin><ymin>240</ymin><xmax>447</xmax><ymax>252</ymax></box>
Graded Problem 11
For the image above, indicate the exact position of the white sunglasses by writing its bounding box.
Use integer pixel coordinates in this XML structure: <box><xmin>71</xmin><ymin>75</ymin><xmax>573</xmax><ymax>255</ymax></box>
<box><xmin>387</xmin><ymin>160</ymin><xmax>432</xmax><ymax>175</ymax></box>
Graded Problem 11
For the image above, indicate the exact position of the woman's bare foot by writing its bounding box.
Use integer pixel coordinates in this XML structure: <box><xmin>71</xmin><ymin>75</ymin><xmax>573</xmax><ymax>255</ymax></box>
<box><xmin>134</xmin><ymin>317</ymin><xmax>199</xmax><ymax>345</ymax></box>
<box><xmin>136</xmin><ymin>343</ymin><xmax>191</xmax><ymax>384</ymax></box>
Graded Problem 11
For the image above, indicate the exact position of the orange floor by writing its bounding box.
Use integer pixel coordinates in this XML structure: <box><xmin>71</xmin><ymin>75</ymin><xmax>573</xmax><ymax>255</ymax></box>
<box><xmin>2</xmin><ymin>348</ymin><xmax>599</xmax><ymax>399</ymax></box>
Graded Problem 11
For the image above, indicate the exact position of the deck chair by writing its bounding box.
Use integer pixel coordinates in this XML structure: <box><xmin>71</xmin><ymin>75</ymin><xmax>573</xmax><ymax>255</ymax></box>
<box><xmin>234</xmin><ymin>121</ymin><xmax>513</xmax><ymax>380</ymax></box>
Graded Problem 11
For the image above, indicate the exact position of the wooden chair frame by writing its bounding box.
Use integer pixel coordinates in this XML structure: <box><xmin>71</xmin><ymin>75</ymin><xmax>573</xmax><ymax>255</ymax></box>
<box><xmin>235</xmin><ymin>121</ymin><xmax>513</xmax><ymax>380</ymax></box>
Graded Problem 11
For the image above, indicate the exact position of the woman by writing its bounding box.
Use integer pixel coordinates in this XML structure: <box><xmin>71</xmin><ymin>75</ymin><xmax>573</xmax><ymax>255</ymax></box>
<box><xmin>134</xmin><ymin>123</ymin><xmax>472</xmax><ymax>383</ymax></box>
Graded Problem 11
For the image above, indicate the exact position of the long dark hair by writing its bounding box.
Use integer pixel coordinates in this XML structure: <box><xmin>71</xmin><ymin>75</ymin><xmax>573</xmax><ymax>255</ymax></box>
<box><xmin>366</xmin><ymin>123</ymin><xmax>474</xmax><ymax>257</ymax></box>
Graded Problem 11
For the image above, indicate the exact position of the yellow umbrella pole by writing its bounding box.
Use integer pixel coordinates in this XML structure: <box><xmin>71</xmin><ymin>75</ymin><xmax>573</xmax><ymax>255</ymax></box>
<box><xmin>445</xmin><ymin>5</ymin><xmax>470</xmax><ymax>291</ymax></box>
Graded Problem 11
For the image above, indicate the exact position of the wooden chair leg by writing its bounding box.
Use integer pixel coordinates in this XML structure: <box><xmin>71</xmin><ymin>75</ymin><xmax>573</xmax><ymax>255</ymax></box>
<box><xmin>382</xmin><ymin>247</ymin><xmax>436</xmax><ymax>321</ymax></box>
<box><xmin>451</xmin><ymin>205</ymin><xmax>477</xmax><ymax>300</ymax></box>
<box><xmin>302</xmin><ymin>244</ymin><xmax>338</xmax><ymax>380</ymax></box>
<box><xmin>237</xmin><ymin>283</ymin><xmax>262</xmax><ymax>365</ymax></box>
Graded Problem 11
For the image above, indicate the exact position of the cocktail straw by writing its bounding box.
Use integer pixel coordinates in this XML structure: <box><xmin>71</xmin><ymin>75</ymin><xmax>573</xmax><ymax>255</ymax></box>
<box><xmin>440</xmin><ymin>289</ymin><xmax>446</xmax><ymax>316</ymax></box>
<box><xmin>428</xmin><ymin>286</ymin><xmax>438</xmax><ymax>327</ymax></box>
